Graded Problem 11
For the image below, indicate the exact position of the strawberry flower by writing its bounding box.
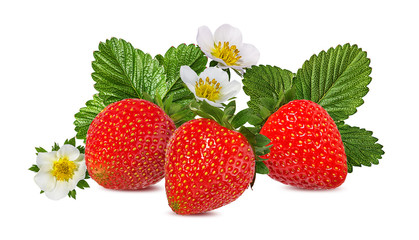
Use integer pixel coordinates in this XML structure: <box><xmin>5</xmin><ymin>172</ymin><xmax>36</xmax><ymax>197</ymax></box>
<box><xmin>34</xmin><ymin>144</ymin><xmax>86</xmax><ymax>200</ymax></box>
<box><xmin>197</xmin><ymin>24</ymin><xmax>260</xmax><ymax>72</ymax></box>
<box><xmin>180</xmin><ymin>66</ymin><xmax>241</xmax><ymax>107</ymax></box>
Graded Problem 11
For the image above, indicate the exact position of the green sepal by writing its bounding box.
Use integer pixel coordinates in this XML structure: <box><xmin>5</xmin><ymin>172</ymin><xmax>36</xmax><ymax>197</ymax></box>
<box><xmin>223</xmin><ymin>101</ymin><xmax>236</xmax><ymax>121</ymax></box>
<box><xmin>77</xmin><ymin>179</ymin><xmax>90</xmax><ymax>189</ymax></box>
<box><xmin>255</xmin><ymin>161</ymin><xmax>269</xmax><ymax>174</ymax></box>
<box><xmin>209</xmin><ymin>60</ymin><xmax>218</xmax><ymax>67</ymax></box>
<box><xmin>250</xmin><ymin>158</ymin><xmax>270</xmax><ymax>189</ymax></box>
<box><xmin>84</xmin><ymin>170</ymin><xmax>90</xmax><ymax>179</ymax></box>
<box><xmin>190</xmin><ymin>100</ymin><xmax>264</xmax><ymax>132</ymax></box>
<box><xmin>64</xmin><ymin>137</ymin><xmax>76</xmax><ymax>147</ymax></box>
<box><xmin>238</xmin><ymin>126</ymin><xmax>271</xmax><ymax>175</ymax></box>
<box><xmin>28</xmin><ymin>164</ymin><xmax>40</xmax><ymax>173</ymax></box>
<box><xmin>35</xmin><ymin>147</ymin><xmax>47</xmax><ymax>156</ymax></box>
<box><xmin>189</xmin><ymin>101</ymin><xmax>216</xmax><ymax>120</ymax></box>
<box><xmin>190</xmin><ymin>100</ymin><xmax>272</xmax><ymax>175</ymax></box>
<box><xmin>231</xmin><ymin>108</ymin><xmax>252</xmax><ymax>129</ymax></box>
<box><xmin>68</xmin><ymin>189</ymin><xmax>76</xmax><ymax>200</ymax></box>
<box><xmin>255</xmin><ymin>147</ymin><xmax>271</xmax><ymax>157</ymax></box>
<box><xmin>190</xmin><ymin>100</ymin><xmax>233</xmax><ymax>129</ymax></box>
<box><xmin>77</xmin><ymin>145</ymin><xmax>85</xmax><ymax>154</ymax></box>
<box><xmin>51</xmin><ymin>142</ymin><xmax>60</xmax><ymax>151</ymax></box>
<box><xmin>198</xmin><ymin>101</ymin><xmax>225</xmax><ymax>124</ymax></box>
<box><xmin>141</xmin><ymin>92</ymin><xmax>195</xmax><ymax>128</ymax></box>
<box><xmin>247</xmin><ymin>114</ymin><xmax>264</xmax><ymax>128</ymax></box>
<box><xmin>258</xmin><ymin>104</ymin><xmax>273</xmax><ymax>121</ymax></box>
<box><xmin>254</xmin><ymin>134</ymin><xmax>271</xmax><ymax>148</ymax></box>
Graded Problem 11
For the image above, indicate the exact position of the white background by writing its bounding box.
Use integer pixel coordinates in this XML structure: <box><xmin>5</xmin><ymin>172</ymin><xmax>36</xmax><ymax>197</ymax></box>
<box><xmin>1</xmin><ymin>0</ymin><xmax>418</xmax><ymax>239</ymax></box>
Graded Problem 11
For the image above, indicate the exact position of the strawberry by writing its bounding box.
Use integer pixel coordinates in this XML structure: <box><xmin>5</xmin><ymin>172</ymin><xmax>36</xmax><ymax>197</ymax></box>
<box><xmin>85</xmin><ymin>98</ymin><xmax>175</xmax><ymax>190</ymax></box>
<box><xmin>260</xmin><ymin>99</ymin><xmax>347</xmax><ymax>189</ymax></box>
<box><xmin>165</xmin><ymin>118</ymin><xmax>255</xmax><ymax>215</ymax></box>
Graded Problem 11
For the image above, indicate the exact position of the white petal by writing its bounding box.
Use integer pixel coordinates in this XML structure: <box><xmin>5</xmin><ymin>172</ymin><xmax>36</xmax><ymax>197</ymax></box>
<box><xmin>219</xmin><ymin>80</ymin><xmax>242</xmax><ymax>102</ymax></box>
<box><xmin>214</xmin><ymin>24</ymin><xmax>243</xmax><ymax>46</ymax></box>
<box><xmin>203</xmin><ymin>99</ymin><xmax>223</xmax><ymax>108</ymax></box>
<box><xmin>228</xmin><ymin>65</ymin><xmax>245</xmax><ymax>73</ymax></box>
<box><xmin>191</xmin><ymin>95</ymin><xmax>222</xmax><ymax>108</ymax></box>
<box><xmin>237</xmin><ymin>43</ymin><xmax>260</xmax><ymax>67</ymax></box>
<box><xmin>199</xmin><ymin>67</ymin><xmax>229</xmax><ymax>84</ymax></box>
<box><xmin>57</xmin><ymin>144</ymin><xmax>80</xmax><ymax>161</ymax></box>
<box><xmin>185</xmin><ymin>83</ymin><xmax>196</xmax><ymax>96</ymax></box>
<box><xmin>73</xmin><ymin>163</ymin><xmax>87</xmax><ymax>183</ymax></box>
<box><xmin>196</xmin><ymin>26</ymin><xmax>214</xmax><ymax>53</ymax></box>
<box><xmin>74</xmin><ymin>153</ymin><xmax>85</xmax><ymax>163</ymax></box>
<box><xmin>34</xmin><ymin>170</ymin><xmax>56</xmax><ymax>192</ymax></box>
<box><xmin>36</xmin><ymin>152</ymin><xmax>57</xmax><ymax>169</ymax></box>
<box><xmin>180</xmin><ymin>66</ymin><xmax>199</xmax><ymax>86</ymax></box>
<box><xmin>45</xmin><ymin>181</ymin><xmax>72</xmax><ymax>200</ymax></box>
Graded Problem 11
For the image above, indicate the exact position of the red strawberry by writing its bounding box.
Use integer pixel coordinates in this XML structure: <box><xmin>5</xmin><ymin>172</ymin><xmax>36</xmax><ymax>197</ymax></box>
<box><xmin>85</xmin><ymin>98</ymin><xmax>175</xmax><ymax>190</ymax></box>
<box><xmin>165</xmin><ymin>118</ymin><xmax>255</xmax><ymax>215</ymax></box>
<box><xmin>260</xmin><ymin>100</ymin><xmax>347</xmax><ymax>189</ymax></box>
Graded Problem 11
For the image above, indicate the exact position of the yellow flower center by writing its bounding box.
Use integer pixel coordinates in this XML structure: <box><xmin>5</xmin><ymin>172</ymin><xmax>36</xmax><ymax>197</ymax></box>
<box><xmin>211</xmin><ymin>41</ymin><xmax>241</xmax><ymax>66</ymax></box>
<box><xmin>195</xmin><ymin>77</ymin><xmax>222</xmax><ymax>102</ymax></box>
<box><xmin>52</xmin><ymin>157</ymin><xmax>78</xmax><ymax>181</ymax></box>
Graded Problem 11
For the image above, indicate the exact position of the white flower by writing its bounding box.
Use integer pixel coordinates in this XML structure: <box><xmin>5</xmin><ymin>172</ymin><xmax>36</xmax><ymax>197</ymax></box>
<box><xmin>180</xmin><ymin>66</ymin><xmax>241</xmax><ymax>107</ymax></box>
<box><xmin>197</xmin><ymin>24</ymin><xmax>260</xmax><ymax>72</ymax></box>
<box><xmin>34</xmin><ymin>144</ymin><xmax>86</xmax><ymax>200</ymax></box>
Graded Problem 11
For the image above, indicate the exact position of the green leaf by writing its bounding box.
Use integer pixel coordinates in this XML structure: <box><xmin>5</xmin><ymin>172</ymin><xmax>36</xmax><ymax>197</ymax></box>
<box><xmin>29</xmin><ymin>164</ymin><xmax>40</xmax><ymax>173</ymax></box>
<box><xmin>159</xmin><ymin>43</ymin><xmax>207</xmax><ymax>99</ymax></box>
<box><xmin>294</xmin><ymin>44</ymin><xmax>372</xmax><ymax>121</ymax></box>
<box><xmin>92</xmin><ymin>38</ymin><xmax>166</xmax><ymax>105</ymax></box>
<box><xmin>74</xmin><ymin>94</ymin><xmax>107</xmax><ymax>141</ymax></box>
<box><xmin>157</xmin><ymin>43</ymin><xmax>207</xmax><ymax>124</ymax></box>
<box><xmin>243</xmin><ymin>65</ymin><xmax>294</xmax><ymax>125</ymax></box>
<box><xmin>165</xmin><ymin>81</ymin><xmax>195</xmax><ymax>105</ymax></box>
<box><xmin>155</xmin><ymin>54</ymin><xmax>165</xmax><ymax>66</ymax></box>
<box><xmin>337</xmin><ymin>122</ymin><xmax>384</xmax><ymax>172</ymax></box>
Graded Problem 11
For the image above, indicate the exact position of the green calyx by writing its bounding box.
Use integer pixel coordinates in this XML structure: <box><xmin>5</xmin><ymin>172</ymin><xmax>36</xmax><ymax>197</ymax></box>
<box><xmin>142</xmin><ymin>92</ymin><xmax>195</xmax><ymax>127</ymax></box>
<box><xmin>190</xmin><ymin>100</ymin><xmax>272</xmax><ymax>182</ymax></box>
